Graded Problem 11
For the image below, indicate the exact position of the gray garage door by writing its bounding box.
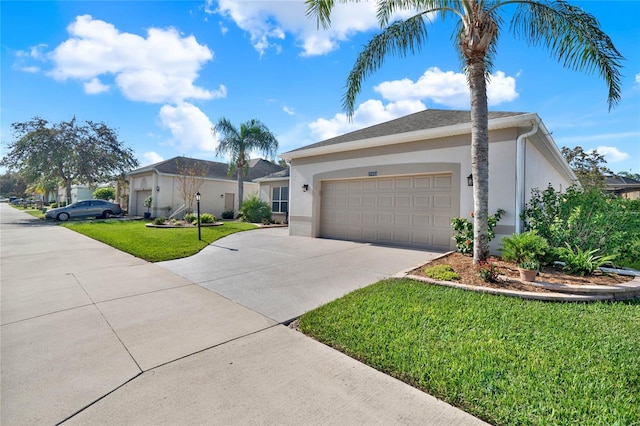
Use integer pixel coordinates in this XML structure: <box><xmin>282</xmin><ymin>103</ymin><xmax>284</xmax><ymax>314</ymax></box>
<box><xmin>320</xmin><ymin>174</ymin><xmax>453</xmax><ymax>250</ymax></box>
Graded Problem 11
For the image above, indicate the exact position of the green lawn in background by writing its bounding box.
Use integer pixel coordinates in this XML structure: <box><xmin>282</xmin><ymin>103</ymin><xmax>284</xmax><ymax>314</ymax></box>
<box><xmin>300</xmin><ymin>278</ymin><xmax>640</xmax><ymax>426</ymax></box>
<box><xmin>62</xmin><ymin>220</ymin><xmax>256</xmax><ymax>261</ymax></box>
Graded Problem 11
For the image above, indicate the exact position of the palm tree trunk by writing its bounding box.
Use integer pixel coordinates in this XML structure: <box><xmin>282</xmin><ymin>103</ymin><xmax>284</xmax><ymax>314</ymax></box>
<box><xmin>469</xmin><ymin>59</ymin><xmax>490</xmax><ymax>264</ymax></box>
<box><xmin>237</xmin><ymin>172</ymin><xmax>243</xmax><ymax>213</ymax></box>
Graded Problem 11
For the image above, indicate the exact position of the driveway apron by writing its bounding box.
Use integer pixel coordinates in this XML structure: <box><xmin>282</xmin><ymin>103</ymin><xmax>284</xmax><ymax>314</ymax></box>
<box><xmin>1</xmin><ymin>205</ymin><xmax>486</xmax><ymax>425</ymax></box>
<box><xmin>159</xmin><ymin>227</ymin><xmax>442</xmax><ymax>323</ymax></box>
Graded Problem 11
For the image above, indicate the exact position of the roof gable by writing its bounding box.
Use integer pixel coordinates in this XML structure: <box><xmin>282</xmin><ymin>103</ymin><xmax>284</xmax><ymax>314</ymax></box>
<box><xmin>128</xmin><ymin>156</ymin><xmax>285</xmax><ymax>182</ymax></box>
<box><xmin>288</xmin><ymin>109</ymin><xmax>526</xmax><ymax>153</ymax></box>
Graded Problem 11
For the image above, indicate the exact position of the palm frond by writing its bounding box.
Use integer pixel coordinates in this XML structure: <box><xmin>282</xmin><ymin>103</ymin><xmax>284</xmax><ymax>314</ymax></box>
<box><xmin>510</xmin><ymin>0</ymin><xmax>623</xmax><ymax>110</ymax></box>
<box><xmin>343</xmin><ymin>14</ymin><xmax>429</xmax><ymax>116</ymax></box>
<box><xmin>305</xmin><ymin>0</ymin><xmax>337</xmax><ymax>30</ymax></box>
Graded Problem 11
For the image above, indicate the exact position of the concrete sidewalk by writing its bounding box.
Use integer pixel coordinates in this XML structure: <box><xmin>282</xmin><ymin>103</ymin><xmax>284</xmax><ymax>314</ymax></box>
<box><xmin>0</xmin><ymin>204</ymin><xmax>486</xmax><ymax>425</ymax></box>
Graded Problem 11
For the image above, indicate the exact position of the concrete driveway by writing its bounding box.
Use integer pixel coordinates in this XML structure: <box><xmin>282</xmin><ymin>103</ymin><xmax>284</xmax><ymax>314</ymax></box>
<box><xmin>159</xmin><ymin>227</ymin><xmax>443</xmax><ymax>323</ymax></box>
<box><xmin>1</xmin><ymin>205</ymin><xmax>486</xmax><ymax>425</ymax></box>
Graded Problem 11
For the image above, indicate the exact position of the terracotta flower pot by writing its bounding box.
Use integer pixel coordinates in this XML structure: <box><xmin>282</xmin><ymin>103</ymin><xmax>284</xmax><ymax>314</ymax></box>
<box><xmin>519</xmin><ymin>268</ymin><xmax>538</xmax><ymax>282</ymax></box>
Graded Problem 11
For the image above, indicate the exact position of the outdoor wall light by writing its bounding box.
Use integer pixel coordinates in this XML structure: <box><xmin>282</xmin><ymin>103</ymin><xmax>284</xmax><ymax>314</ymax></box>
<box><xmin>220</xmin><ymin>194</ymin><xmax>224</xmax><ymax>198</ymax></box>
<box><xmin>467</xmin><ymin>174</ymin><xmax>473</xmax><ymax>187</ymax></box>
<box><xmin>302</xmin><ymin>184</ymin><xmax>309</xmax><ymax>192</ymax></box>
<box><xmin>156</xmin><ymin>186</ymin><xmax>160</xmax><ymax>192</ymax></box>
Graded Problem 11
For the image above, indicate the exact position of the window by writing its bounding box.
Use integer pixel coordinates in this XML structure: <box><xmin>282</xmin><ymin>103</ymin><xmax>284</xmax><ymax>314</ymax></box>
<box><xmin>272</xmin><ymin>186</ymin><xmax>288</xmax><ymax>213</ymax></box>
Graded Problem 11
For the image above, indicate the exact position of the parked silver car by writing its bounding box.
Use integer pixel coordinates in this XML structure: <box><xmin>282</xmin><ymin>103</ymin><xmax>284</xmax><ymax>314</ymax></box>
<box><xmin>45</xmin><ymin>200</ymin><xmax>123</xmax><ymax>221</ymax></box>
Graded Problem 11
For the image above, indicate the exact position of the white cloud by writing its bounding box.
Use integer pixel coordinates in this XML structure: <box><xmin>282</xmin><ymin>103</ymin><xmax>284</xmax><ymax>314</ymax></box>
<box><xmin>142</xmin><ymin>151</ymin><xmax>164</xmax><ymax>166</ymax></box>
<box><xmin>48</xmin><ymin>15</ymin><xmax>220</xmax><ymax>104</ymax></box>
<box><xmin>375</xmin><ymin>67</ymin><xmax>518</xmax><ymax>108</ymax></box>
<box><xmin>309</xmin><ymin>66</ymin><xmax>518</xmax><ymax>140</ymax></box>
<box><xmin>309</xmin><ymin>99</ymin><xmax>425</xmax><ymax>140</ymax></box>
<box><xmin>596</xmin><ymin>146</ymin><xmax>630</xmax><ymax>163</ymax></box>
<box><xmin>84</xmin><ymin>77</ymin><xmax>110</xmax><ymax>94</ymax></box>
<box><xmin>283</xmin><ymin>106</ymin><xmax>295</xmax><ymax>116</ymax></box>
<box><xmin>212</xmin><ymin>0</ymin><xmax>418</xmax><ymax>57</ymax></box>
<box><xmin>158</xmin><ymin>102</ymin><xmax>218</xmax><ymax>152</ymax></box>
<box><xmin>635</xmin><ymin>73</ymin><xmax>640</xmax><ymax>85</ymax></box>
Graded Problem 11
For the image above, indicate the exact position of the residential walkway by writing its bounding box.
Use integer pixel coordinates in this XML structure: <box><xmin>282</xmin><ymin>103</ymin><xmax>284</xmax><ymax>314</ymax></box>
<box><xmin>0</xmin><ymin>204</ymin><xmax>487</xmax><ymax>425</ymax></box>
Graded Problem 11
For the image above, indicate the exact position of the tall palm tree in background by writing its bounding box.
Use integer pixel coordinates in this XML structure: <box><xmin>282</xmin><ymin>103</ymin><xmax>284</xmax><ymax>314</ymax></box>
<box><xmin>213</xmin><ymin>118</ymin><xmax>279</xmax><ymax>212</ymax></box>
<box><xmin>306</xmin><ymin>0</ymin><xmax>622</xmax><ymax>263</ymax></box>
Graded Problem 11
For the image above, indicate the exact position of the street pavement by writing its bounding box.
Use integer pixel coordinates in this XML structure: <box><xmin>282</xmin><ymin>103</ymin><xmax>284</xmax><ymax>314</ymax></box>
<box><xmin>0</xmin><ymin>203</ymin><xmax>487</xmax><ymax>425</ymax></box>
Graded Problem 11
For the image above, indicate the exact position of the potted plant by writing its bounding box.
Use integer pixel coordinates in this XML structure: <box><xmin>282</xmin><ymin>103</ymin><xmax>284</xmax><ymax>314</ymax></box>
<box><xmin>143</xmin><ymin>196</ymin><xmax>152</xmax><ymax>219</ymax></box>
<box><xmin>518</xmin><ymin>259</ymin><xmax>539</xmax><ymax>282</ymax></box>
<box><xmin>499</xmin><ymin>231</ymin><xmax>549</xmax><ymax>282</ymax></box>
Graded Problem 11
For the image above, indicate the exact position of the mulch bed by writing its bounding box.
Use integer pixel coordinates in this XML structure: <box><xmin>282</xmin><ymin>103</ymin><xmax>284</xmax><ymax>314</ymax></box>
<box><xmin>410</xmin><ymin>252</ymin><xmax>630</xmax><ymax>292</ymax></box>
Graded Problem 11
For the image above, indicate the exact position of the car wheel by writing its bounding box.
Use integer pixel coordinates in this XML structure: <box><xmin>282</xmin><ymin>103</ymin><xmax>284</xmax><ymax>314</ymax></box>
<box><xmin>102</xmin><ymin>210</ymin><xmax>113</xmax><ymax>219</ymax></box>
<box><xmin>57</xmin><ymin>212</ymin><xmax>70</xmax><ymax>221</ymax></box>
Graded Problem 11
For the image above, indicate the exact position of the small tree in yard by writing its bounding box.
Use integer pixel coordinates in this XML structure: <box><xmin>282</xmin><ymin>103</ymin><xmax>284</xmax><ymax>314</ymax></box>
<box><xmin>176</xmin><ymin>158</ymin><xmax>208</xmax><ymax>214</ymax></box>
<box><xmin>93</xmin><ymin>187</ymin><xmax>116</xmax><ymax>200</ymax></box>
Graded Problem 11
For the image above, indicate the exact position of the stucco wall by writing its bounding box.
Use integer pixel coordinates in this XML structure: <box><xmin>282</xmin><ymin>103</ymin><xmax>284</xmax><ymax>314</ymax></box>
<box><xmin>129</xmin><ymin>171</ymin><xmax>258</xmax><ymax>218</ymax></box>
<box><xmin>288</xmin><ymin>131</ymin><xmax>519</xmax><ymax>245</ymax></box>
<box><xmin>258</xmin><ymin>178</ymin><xmax>289</xmax><ymax>223</ymax></box>
<box><xmin>285</xmin><ymin>120</ymin><xmax>576</xmax><ymax>254</ymax></box>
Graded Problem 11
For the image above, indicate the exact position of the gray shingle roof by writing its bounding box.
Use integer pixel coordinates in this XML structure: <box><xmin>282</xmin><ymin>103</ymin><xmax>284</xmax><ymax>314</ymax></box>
<box><xmin>129</xmin><ymin>156</ymin><xmax>284</xmax><ymax>182</ymax></box>
<box><xmin>289</xmin><ymin>109</ymin><xmax>527</xmax><ymax>152</ymax></box>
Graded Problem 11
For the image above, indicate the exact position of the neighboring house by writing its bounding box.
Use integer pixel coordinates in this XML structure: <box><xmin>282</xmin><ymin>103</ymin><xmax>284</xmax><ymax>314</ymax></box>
<box><xmin>280</xmin><ymin>109</ymin><xmax>576</xmax><ymax>252</ymax></box>
<box><xmin>57</xmin><ymin>185</ymin><xmax>98</xmax><ymax>205</ymax></box>
<box><xmin>127</xmin><ymin>156</ymin><xmax>284</xmax><ymax>218</ymax></box>
<box><xmin>605</xmin><ymin>175</ymin><xmax>640</xmax><ymax>199</ymax></box>
<box><xmin>256</xmin><ymin>168</ymin><xmax>290</xmax><ymax>223</ymax></box>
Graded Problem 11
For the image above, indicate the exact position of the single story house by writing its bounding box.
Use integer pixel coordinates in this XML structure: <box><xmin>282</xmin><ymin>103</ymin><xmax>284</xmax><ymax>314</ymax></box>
<box><xmin>256</xmin><ymin>168</ymin><xmax>290</xmax><ymax>223</ymax></box>
<box><xmin>280</xmin><ymin>109</ymin><xmax>576</xmax><ymax>252</ymax></box>
<box><xmin>57</xmin><ymin>184</ymin><xmax>108</xmax><ymax>205</ymax></box>
<box><xmin>605</xmin><ymin>175</ymin><xmax>640</xmax><ymax>199</ymax></box>
<box><xmin>127</xmin><ymin>156</ymin><xmax>284</xmax><ymax>218</ymax></box>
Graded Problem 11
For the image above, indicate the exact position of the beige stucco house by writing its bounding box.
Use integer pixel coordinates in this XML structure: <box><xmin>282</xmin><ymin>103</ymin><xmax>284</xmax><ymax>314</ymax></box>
<box><xmin>127</xmin><ymin>156</ymin><xmax>284</xmax><ymax>218</ymax></box>
<box><xmin>280</xmin><ymin>109</ymin><xmax>576</xmax><ymax>252</ymax></box>
<box><xmin>256</xmin><ymin>168</ymin><xmax>290</xmax><ymax>223</ymax></box>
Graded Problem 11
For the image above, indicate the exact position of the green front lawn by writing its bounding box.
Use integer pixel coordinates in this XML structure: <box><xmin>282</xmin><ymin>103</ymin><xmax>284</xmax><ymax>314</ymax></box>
<box><xmin>300</xmin><ymin>279</ymin><xmax>640</xmax><ymax>426</ymax></box>
<box><xmin>62</xmin><ymin>220</ymin><xmax>256</xmax><ymax>262</ymax></box>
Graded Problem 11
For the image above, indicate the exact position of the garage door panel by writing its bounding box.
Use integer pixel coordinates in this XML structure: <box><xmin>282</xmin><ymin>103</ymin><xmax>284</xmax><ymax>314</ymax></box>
<box><xmin>414</xmin><ymin>196</ymin><xmax>431</xmax><ymax>207</ymax></box>
<box><xmin>434</xmin><ymin>195</ymin><xmax>452</xmax><ymax>208</ymax></box>
<box><xmin>379</xmin><ymin>196</ymin><xmax>393</xmax><ymax>208</ymax></box>
<box><xmin>435</xmin><ymin>175</ymin><xmax>452</xmax><ymax>187</ymax></box>
<box><xmin>321</xmin><ymin>174</ymin><xmax>453</xmax><ymax>250</ymax></box>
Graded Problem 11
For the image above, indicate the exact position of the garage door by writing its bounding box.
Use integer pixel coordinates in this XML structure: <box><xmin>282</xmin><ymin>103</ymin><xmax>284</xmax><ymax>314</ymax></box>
<box><xmin>320</xmin><ymin>174</ymin><xmax>453</xmax><ymax>250</ymax></box>
<box><xmin>135</xmin><ymin>190</ymin><xmax>152</xmax><ymax>216</ymax></box>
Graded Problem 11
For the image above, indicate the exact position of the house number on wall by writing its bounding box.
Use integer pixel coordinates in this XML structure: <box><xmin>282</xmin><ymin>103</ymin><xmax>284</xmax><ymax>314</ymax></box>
<box><xmin>368</xmin><ymin>171</ymin><xmax>378</xmax><ymax>176</ymax></box>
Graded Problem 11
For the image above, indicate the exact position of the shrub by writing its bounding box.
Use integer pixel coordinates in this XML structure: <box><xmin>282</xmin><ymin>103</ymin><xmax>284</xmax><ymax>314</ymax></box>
<box><xmin>423</xmin><ymin>265</ymin><xmax>460</xmax><ymax>281</ymax></box>
<box><xmin>144</xmin><ymin>196</ymin><xmax>152</xmax><ymax>212</ymax></box>
<box><xmin>199</xmin><ymin>213</ymin><xmax>216</xmax><ymax>223</ymax></box>
<box><xmin>499</xmin><ymin>230</ymin><xmax>549</xmax><ymax>265</ymax></box>
<box><xmin>153</xmin><ymin>216</ymin><xmax>167</xmax><ymax>225</ymax></box>
<box><xmin>556</xmin><ymin>244</ymin><xmax>616</xmax><ymax>276</ymax></box>
<box><xmin>523</xmin><ymin>185</ymin><xmax>640</xmax><ymax>268</ymax></box>
<box><xmin>183</xmin><ymin>212</ymin><xmax>196</xmax><ymax>224</ymax></box>
<box><xmin>476</xmin><ymin>261</ymin><xmax>501</xmax><ymax>282</ymax></box>
<box><xmin>451</xmin><ymin>209</ymin><xmax>505</xmax><ymax>255</ymax></box>
<box><xmin>221</xmin><ymin>209</ymin><xmax>235</xmax><ymax>220</ymax></box>
<box><xmin>93</xmin><ymin>187</ymin><xmax>116</xmax><ymax>201</ymax></box>
<box><xmin>518</xmin><ymin>260</ymin><xmax>540</xmax><ymax>271</ymax></box>
<box><xmin>239</xmin><ymin>193</ymin><xmax>272</xmax><ymax>223</ymax></box>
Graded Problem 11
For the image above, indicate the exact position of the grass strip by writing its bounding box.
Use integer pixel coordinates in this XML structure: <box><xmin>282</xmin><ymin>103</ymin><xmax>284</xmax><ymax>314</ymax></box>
<box><xmin>62</xmin><ymin>220</ymin><xmax>256</xmax><ymax>262</ymax></box>
<box><xmin>299</xmin><ymin>278</ymin><xmax>640</xmax><ymax>426</ymax></box>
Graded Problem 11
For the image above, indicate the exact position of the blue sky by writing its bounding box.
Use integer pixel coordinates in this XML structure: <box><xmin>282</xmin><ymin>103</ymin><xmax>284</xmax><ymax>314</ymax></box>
<box><xmin>2</xmin><ymin>0</ymin><xmax>639</xmax><ymax>174</ymax></box>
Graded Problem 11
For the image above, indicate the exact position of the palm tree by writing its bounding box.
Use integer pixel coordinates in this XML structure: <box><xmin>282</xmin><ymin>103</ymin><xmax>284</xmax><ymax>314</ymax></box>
<box><xmin>306</xmin><ymin>0</ymin><xmax>622</xmax><ymax>263</ymax></box>
<box><xmin>213</xmin><ymin>118</ymin><xmax>279</xmax><ymax>212</ymax></box>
